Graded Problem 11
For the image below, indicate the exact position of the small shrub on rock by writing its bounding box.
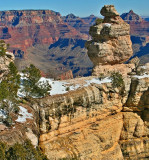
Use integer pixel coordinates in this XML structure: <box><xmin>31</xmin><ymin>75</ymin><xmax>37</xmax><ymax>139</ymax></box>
<box><xmin>65</xmin><ymin>86</ymin><xmax>70</xmax><ymax>91</ymax></box>
<box><xmin>0</xmin><ymin>61</ymin><xmax>20</xmax><ymax>126</ymax></box>
<box><xmin>98</xmin><ymin>73</ymin><xmax>105</xmax><ymax>80</ymax></box>
<box><xmin>110</xmin><ymin>72</ymin><xmax>124</xmax><ymax>88</ymax></box>
<box><xmin>110</xmin><ymin>72</ymin><xmax>125</xmax><ymax>95</ymax></box>
<box><xmin>95</xmin><ymin>18</ymin><xmax>103</xmax><ymax>25</ymax></box>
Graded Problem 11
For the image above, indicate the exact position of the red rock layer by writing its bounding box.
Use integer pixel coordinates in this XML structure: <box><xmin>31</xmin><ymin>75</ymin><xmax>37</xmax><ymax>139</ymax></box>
<box><xmin>0</xmin><ymin>10</ymin><xmax>88</xmax><ymax>57</ymax></box>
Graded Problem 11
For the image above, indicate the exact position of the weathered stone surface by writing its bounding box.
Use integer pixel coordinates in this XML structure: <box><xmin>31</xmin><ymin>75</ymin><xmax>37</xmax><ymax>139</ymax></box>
<box><xmin>100</xmin><ymin>5</ymin><xmax>119</xmax><ymax>17</ymax></box>
<box><xmin>0</xmin><ymin>72</ymin><xmax>149</xmax><ymax>159</ymax></box>
<box><xmin>121</xmin><ymin>112</ymin><xmax>145</xmax><ymax>140</ymax></box>
<box><xmin>37</xmin><ymin>81</ymin><xmax>124</xmax><ymax>159</ymax></box>
<box><xmin>92</xmin><ymin>64</ymin><xmax>135</xmax><ymax>77</ymax></box>
<box><xmin>40</xmin><ymin>113</ymin><xmax>123</xmax><ymax>160</ymax></box>
<box><xmin>120</xmin><ymin>137</ymin><xmax>149</xmax><ymax>159</ymax></box>
<box><xmin>125</xmin><ymin>77</ymin><xmax>149</xmax><ymax>111</ymax></box>
<box><xmin>25</xmin><ymin>128</ymin><xmax>38</xmax><ymax>147</ymax></box>
<box><xmin>86</xmin><ymin>5</ymin><xmax>133</xmax><ymax>67</ymax></box>
<box><xmin>142</xmin><ymin>109</ymin><xmax>149</xmax><ymax>136</ymax></box>
<box><xmin>36</xmin><ymin>74</ymin><xmax>149</xmax><ymax>159</ymax></box>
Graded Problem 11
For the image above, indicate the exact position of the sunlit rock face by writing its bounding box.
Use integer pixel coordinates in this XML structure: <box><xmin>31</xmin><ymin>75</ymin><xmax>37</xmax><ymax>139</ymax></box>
<box><xmin>38</xmin><ymin>82</ymin><xmax>124</xmax><ymax>159</ymax></box>
<box><xmin>36</xmin><ymin>5</ymin><xmax>149</xmax><ymax>160</ymax></box>
<box><xmin>34</xmin><ymin>69</ymin><xmax>149</xmax><ymax>160</ymax></box>
<box><xmin>86</xmin><ymin>5</ymin><xmax>133</xmax><ymax>66</ymax></box>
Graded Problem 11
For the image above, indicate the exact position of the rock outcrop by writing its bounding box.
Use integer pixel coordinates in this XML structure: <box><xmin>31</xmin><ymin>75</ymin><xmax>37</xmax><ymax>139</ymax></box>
<box><xmin>121</xmin><ymin>10</ymin><xmax>149</xmax><ymax>65</ymax></box>
<box><xmin>34</xmin><ymin>72</ymin><xmax>149</xmax><ymax>159</ymax></box>
<box><xmin>0</xmin><ymin>51</ymin><xmax>14</xmax><ymax>78</ymax></box>
<box><xmin>86</xmin><ymin>5</ymin><xmax>133</xmax><ymax>67</ymax></box>
<box><xmin>37</xmin><ymin>81</ymin><xmax>124</xmax><ymax>159</ymax></box>
<box><xmin>63</xmin><ymin>14</ymin><xmax>97</xmax><ymax>35</ymax></box>
<box><xmin>34</xmin><ymin>5</ymin><xmax>149</xmax><ymax>160</ymax></box>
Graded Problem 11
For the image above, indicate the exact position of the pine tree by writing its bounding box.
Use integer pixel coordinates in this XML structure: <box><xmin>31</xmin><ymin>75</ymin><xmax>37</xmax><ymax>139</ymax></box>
<box><xmin>22</xmin><ymin>64</ymin><xmax>51</xmax><ymax>98</ymax></box>
<box><xmin>0</xmin><ymin>62</ymin><xmax>20</xmax><ymax>116</ymax></box>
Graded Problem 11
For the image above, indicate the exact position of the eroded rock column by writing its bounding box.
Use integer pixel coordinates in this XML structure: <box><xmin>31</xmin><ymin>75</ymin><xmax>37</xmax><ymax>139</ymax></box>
<box><xmin>85</xmin><ymin>5</ymin><xmax>133</xmax><ymax>76</ymax></box>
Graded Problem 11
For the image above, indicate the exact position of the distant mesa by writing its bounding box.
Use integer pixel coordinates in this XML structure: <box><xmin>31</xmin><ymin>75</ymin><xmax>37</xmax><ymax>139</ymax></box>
<box><xmin>64</xmin><ymin>13</ymin><xmax>78</xmax><ymax>19</ymax></box>
<box><xmin>121</xmin><ymin>9</ymin><xmax>143</xmax><ymax>22</ymax></box>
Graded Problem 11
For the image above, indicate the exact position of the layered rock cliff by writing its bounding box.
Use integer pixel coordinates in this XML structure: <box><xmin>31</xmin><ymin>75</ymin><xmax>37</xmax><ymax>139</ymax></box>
<box><xmin>0</xmin><ymin>10</ymin><xmax>90</xmax><ymax>78</ymax></box>
<box><xmin>0</xmin><ymin>10</ymin><xmax>87</xmax><ymax>51</ymax></box>
<box><xmin>33</xmin><ymin>68</ymin><xmax>149</xmax><ymax>159</ymax></box>
<box><xmin>34</xmin><ymin>6</ymin><xmax>149</xmax><ymax>160</ymax></box>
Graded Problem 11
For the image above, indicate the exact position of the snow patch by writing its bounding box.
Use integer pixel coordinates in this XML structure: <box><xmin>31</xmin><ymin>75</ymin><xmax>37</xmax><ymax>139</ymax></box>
<box><xmin>85</xmin><ymin>77</ymin><xmax>112</xmax><ymax>86</ymax></box>
<box><xmin>39</xmin><ymin>77</ymin><xmax>69</xmax><ymax>96</ymax></box>
<box><xmin>18</xmin><ymin>73</ymin><xmax>112</xmax><ymax>97</ymax></box>
<box><xmin>103</xmin><ymin>23</ymin><xmax>111</xmax><ymax>28</ymax></box>
<box><xmin>39</xmin><ymin>77</ymin><xmax>111</xmax><ymax>96</ymax></box>
<box><xmin>140</xmin><ymin>66</ymin><xmax>147</xmax><ymax>69</ymax></box>
<box><xmin>15</xmin><ymin>106</ymin><xmax>33</xmax><ymax>123</ymax></box>
<box><xmin>133</xmin><ymin>74</ymin><xmax>149</xmax><ymax>79</ymax></box>
<box><xmin>0</xmin><ymin>109</ymin><xmax>7</xmax><ymax>119</ymax></box>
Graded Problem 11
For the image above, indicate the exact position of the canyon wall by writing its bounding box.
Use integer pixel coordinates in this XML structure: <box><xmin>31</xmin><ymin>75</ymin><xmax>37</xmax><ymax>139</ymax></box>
<box><xmin>1</xmin><ymin>8</ymin><xmax>149</xmax><ymax>78</ymax></box>
<box><xmin>34</xmin><ymin>6</ymin><xmax>149</xmax><ymax>159</ymax></box>
<box><xmin>34</xmin><ymin>72</ymin><xmax>149</xmax><ymax>159</ymax></box>
<box><xmin>0</xmin><ymin>10</ymin><xmax>90</xmax><ymax>78</ymax></box>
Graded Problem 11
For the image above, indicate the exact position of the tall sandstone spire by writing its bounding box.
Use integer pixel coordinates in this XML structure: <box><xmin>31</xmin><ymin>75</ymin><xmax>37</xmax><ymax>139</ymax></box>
<box><xmin>86</xmin><ymin>5</ymin><xmax>133</xmax><ymax>68</ymax></box>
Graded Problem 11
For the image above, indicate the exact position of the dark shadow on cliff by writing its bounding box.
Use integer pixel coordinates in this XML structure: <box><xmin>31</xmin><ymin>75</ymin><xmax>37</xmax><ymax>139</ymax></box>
<box><xmin>49</xmin><ymin>38</ymin><xmax>86</xmax><ymax>50</ymax></box>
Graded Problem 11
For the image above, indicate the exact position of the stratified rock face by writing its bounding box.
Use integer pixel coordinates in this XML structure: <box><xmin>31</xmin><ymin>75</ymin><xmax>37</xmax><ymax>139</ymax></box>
<box><xmin>121</xmin><ymin>10</ymin><xmax>149</xmax><ymax>65</ymax></box>
<box><xmin>0</xmin><ymin>10</ymin><xmax>87</xmax><ymax>56</ymax></box>
<box><xmin>0</xmin><ymin>10</ymin><xmax>91</xmax><ymax>78</ymax></box>
<box><xmin>38</xmin><ymin>83</ymin><xmax>124</xmax><ymax>159</ymax></box>
<box><xmin>86</xmin><ymin>5</ymin><xmax>133</xmax><ymax>66</ymax></box>
<box><xmin>34</xmin><ymin>70</ymin><xmax>149</xmax><ymax>160</ymax></box>
<box><xmin>121</xmin><ymin>10</ymin><xmax>149</xmax><ymax>36</ymax></box>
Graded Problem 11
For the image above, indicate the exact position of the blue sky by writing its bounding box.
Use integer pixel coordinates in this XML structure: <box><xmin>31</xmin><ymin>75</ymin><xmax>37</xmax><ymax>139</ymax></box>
<box><xmin>0</xmin><ymin>0</ymin><xmax>149</xmax><ymax>17</ymax></box>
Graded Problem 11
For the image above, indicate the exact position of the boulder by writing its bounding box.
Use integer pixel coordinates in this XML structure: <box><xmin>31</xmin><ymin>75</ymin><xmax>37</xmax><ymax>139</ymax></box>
<box><xmin>100</xmin><ymin>5</ymin><xmax>119</xmax><ymax>17</ymax></box>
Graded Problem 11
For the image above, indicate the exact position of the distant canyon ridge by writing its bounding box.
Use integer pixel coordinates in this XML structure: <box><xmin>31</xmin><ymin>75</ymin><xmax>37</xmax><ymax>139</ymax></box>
<box><xmin>0</xmin><ymin>9</ymin><xmax>149</xmax><ymax>78</ymax></box>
